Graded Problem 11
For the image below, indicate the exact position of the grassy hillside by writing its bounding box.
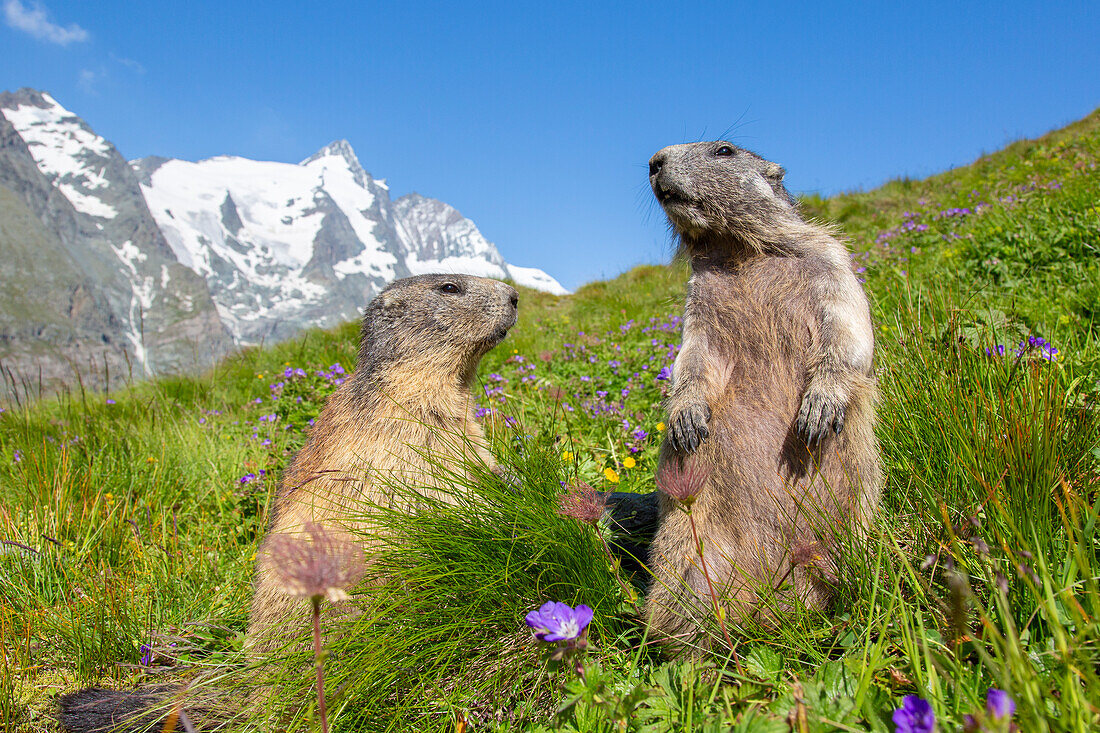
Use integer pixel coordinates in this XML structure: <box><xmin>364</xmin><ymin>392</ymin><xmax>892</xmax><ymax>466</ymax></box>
<box><xmin>2</xmin><ymin>108</ymin><xmax>1099</xmax><ymax>732</ymax></box>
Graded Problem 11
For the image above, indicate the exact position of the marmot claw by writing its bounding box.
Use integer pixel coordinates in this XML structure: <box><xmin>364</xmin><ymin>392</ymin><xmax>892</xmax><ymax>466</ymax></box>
<box><xmin>797</xmin><ymin>389</ymin><xmax>846</xmax><ymax>444</ymax></box>
<box><xmin>669</xmin><ymin>403</ymin><xmax>711</xmax><ymax>453</ymax></box>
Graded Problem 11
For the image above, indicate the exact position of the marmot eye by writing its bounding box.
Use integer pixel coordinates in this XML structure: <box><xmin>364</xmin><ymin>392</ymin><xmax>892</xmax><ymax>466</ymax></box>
<box><xmin>715</xmin><ymin>145</ymin><xmax>735</xmax><ymax>157</ymax></box>
<box><xmin>439</xmin><ymin>283</ymin><xmax>461</xmax><ymax>294</ymax></box>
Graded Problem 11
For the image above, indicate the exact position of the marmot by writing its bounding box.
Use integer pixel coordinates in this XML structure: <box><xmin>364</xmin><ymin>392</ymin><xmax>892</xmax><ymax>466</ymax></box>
<box><xmin>58</xmin><ymin>274</ymin><xmax>519</xmax><ymax>732</ymax></box>
<box><xmin>248</xmin><ymin>273</ymin><xmax>518</xmax><ymax>643</ymax></box>
<box><xmin>644</xmin><ymin>142</ymin><xmax>881</xmax><ymax>651</ymax></box>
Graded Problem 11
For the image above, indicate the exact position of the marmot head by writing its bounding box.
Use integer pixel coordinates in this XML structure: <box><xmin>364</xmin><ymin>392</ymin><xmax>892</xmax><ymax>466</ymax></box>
<box><xmin>649</xmin><ymin>142</ymin><xmax>798</xmax><ymax>247</ymax></box>
<box><xmin>357</xmin><ymin>274</ymin><xmax>518</xmax><ymax>382</ymax></box>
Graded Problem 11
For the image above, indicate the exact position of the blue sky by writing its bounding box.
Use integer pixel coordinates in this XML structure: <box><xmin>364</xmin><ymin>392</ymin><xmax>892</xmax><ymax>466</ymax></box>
<box><xmin>3</xmin><ymin>1</ymin><xmax>1099</xmax><ymax>291</ymax></box>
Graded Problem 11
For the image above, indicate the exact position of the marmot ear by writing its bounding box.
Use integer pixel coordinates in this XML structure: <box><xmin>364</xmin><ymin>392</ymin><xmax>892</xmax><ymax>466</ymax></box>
<box><xmin>764</xmin><ymin>163</ymin><xmax>786</xmax><ymax>181</ymax></box>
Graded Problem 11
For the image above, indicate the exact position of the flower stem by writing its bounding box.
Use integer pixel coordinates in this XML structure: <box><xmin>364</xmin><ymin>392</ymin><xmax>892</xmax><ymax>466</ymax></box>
<box><xmin>311</xmin><ymin>596</ymin><xmax>330</xmax><ymax>733</ymax></box>
<box><xmin>596</xmin><ymin>529</ymin><xmax>639</xmax><ymax>607</ymax></box>
<box><xmin>687</xmin><ymin>508</ymin><xmax>742</xmax><ymax>673</ymax></box>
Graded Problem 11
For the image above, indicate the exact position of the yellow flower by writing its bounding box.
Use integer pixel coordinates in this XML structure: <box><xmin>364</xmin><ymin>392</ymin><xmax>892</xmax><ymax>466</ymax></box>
<box><xmin>623</xmin><ymin>457</ymin><xmax>636</xmax><ymax>469</ymax></box>
<box><xmin>603</xmin><ymin>467</ymin><xmax>620</xmax><ymax>484</ymax></box>
<box><xmin>284</xmin><ymin>361</ymin><xmax>290</xmax><ymax>366</ymax></box>
<box><xmin>561</xmin><ymin>451</ymin><xmax>574</xmax><ymax>462</ymax></box>
<box><xmin>656</xmin><ymin>422</ymin><xmax>666</xmax><ymax>432</ymax></box>
<box><xmin>146</xmin><ymin>456</ymin><xmax>157</xmax><ymax>464</ymax></box>
<box><xmin>257</xmin><ymin>373</ymin><xmax>264</xmax><ymax>379</ymax></box>
<box><xmin>104</xmin><ymin>493</ymin><xmax>114</xmax><ymax>502</ymax></box>
<box><xmin>513</xmin><ymin>349</ymin><xmax>518</xmax><ymax>354</ymax></box>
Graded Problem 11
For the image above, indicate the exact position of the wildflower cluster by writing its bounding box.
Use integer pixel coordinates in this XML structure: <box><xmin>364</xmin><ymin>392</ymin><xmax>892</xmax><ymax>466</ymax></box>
<box><xmin>475</xmin><ymin>314</ymin><xmax>683</xmax><ymax>486</ymax></box>
<box><xmin>985</xmin><ymin>335</ymin><xmax>1059</xmax><ymax>361</ymax></box>
<box><xmin>893</xmin><ymin>690</ymin><xmax>1017</xmax><ymax>733</ymax></box>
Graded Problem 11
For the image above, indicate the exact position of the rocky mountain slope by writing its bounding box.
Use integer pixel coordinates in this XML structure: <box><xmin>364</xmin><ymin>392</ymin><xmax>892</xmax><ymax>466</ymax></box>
<box><xmin>0</xmin><ymin>88</ymin><xmax>232</xmax><ymax>392</ymax></box>
<box><xmin>0</xmin><ymin>89</ymin><xmax>566</xmax><ymax>392</ymax></box>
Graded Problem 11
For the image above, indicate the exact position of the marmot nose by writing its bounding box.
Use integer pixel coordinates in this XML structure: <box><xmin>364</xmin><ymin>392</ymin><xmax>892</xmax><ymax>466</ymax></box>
<box><xmin>510</xmin><ymin>293</ymin><xmax>519</xmax><ymax>309</ymax></box>
<box><xmin>649</xmin><ymin>153</ymin><xmax>665</xmax><ymax>177</ymax></box>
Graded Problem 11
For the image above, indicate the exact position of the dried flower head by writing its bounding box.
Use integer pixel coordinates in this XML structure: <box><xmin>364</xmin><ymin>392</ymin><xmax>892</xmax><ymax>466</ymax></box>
<box><xmin>266</xmin><ymin>522</ymin><xmax>365</xmax><ymax>602</ymax></box>
<box><xmin>557</xmin><ymin>482</ymin><xmax>607</xmax><ymax>525</ymax></box>
<box><xmin>656</xmin><ymin>457</ymin><xmax>711</xmax><ymax>506</ymax></box>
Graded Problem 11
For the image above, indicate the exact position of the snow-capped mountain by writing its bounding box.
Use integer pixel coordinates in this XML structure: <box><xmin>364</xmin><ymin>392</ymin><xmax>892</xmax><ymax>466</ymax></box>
<box><xmin>137</xmin><ymin>140</ymin><xmax>567</xmax><ymax>344</ymax></box>
<box><xmin>0</xmin><ymin>88</ymin><xmax>232</xmax><ymax>389</ymax></box>
<box><xmin>0</xmin><ymin>88</ymin><xmax>566</xmax><ymax>392</ymax></box>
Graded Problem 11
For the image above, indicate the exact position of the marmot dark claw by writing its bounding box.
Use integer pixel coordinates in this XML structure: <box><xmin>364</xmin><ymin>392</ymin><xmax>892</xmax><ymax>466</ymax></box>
<box><xmin>797</xmin><ymin>390</ymin><xmax>845</xmax><ymax>444</ymax></box>
<box><xmin>670</xmin><ymin>403</ymin><xmax>710</xmax><ymax>453</ymax></box>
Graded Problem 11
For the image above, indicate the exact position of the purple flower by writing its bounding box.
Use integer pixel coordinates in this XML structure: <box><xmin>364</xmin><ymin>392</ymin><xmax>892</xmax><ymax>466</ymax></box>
<box><xmin>139</xmin><ymin>644</ymin><xmax>152</xmax><ymax>666</ymax></box>
<box><xmin>632</xmin><ymin>428</ymin><xmax>649</xmax><ymax>441</ymax></box>
<box><xmin>198</xmin><ymin>417</ymin><xmax>206</xmax><ymax>425</ymax></box>
<box><xmin>106</xmin><ymin>399</ymin><xmax>116</xmax><ymax>405</ymax></box>
<box><xmin>893</xmin><ymin>695</ymin><xmax>935</xmax><ymax>733</ymax></box>
<box><xmin>655</xmin><ymin>366</ymin><xmax>672</xmax><ymax>381</ymax></box>
<box><xmin>985</xmin><ymin>689</ymin><xmax>1014</xmax><ymax>720</ymax></box>
<box><xmin>260</xmin><ymin>439</ymin><xmax>273</xmax><ymax>447</ymax></box>
<box><xmin>13</xmin><ymin>450</ymin><xmax>22</xmax><ymax>464</ymax></box>
<box><xmin>524</xmin><ymin>601</ymin><xmax>593</xmax><ymax>642</ymax></box>
<box><xmin>240</xmin><ymin>473</ymin><xmax>257</xmax><ymax>484</ymax></box>
<box><xmin>475</xmin><ymin>407</ymin><xmax>492</xmax><ymax>418</ymax></box>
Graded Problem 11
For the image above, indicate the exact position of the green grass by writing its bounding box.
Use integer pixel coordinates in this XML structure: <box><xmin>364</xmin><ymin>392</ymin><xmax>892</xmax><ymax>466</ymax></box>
<box><xmin>2</xmin><ymin>107</ymin><xmax>1100</xmax><ymax>731</ymax></box>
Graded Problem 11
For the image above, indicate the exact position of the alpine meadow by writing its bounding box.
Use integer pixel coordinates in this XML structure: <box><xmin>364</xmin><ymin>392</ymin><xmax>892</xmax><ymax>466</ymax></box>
<box><xmin>2</xmin><ymin>106</ymin><xmax>1100</xmax><ymax>732</ymax></box>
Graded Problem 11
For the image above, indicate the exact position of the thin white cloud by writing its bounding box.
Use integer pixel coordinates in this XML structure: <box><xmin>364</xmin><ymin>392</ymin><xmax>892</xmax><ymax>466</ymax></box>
<box><xmin>4</xmin><ymin>0</ymin><xmax>89</xmax><ymax>45</ymax></box>
<box><xmin>77</xmin><ymin>68</ymin><xmax>100</xmax><ymax>94</ymax></box>
<box><xmin>109</xmin><ymin>52</ymin><xmax>145</xmax><ymax>74</ymax></box>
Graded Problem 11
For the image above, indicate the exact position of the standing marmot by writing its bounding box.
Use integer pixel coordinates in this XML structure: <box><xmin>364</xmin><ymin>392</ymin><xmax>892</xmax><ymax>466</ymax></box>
<box><xmin>644</xmin><ymin>142</ymin><xmax>881</xmax><ymax>651</ymax></box>
<box><xmin>58</xmin><ymin>274</ymin><xmax>519</xmax><ymax>732</ymax></box>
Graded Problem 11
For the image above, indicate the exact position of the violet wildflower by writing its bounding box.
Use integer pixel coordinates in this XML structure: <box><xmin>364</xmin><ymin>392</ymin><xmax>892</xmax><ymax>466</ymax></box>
<box><xmin>655</xmin><ymin>366</ymin><xmax>672</xmax><ymax>381</ymax></box>
<box><xmin>893</xmin><ymin>695</ymin><xmax>935</xmax><ymax>733</ymax></box>
<box><xmin>525</xmin><ymin>601</ymin><xmax>593</xmax><ymax>642</ymax></box>
<box><xmin>985</xmin><ymin>689</ymin><xmax>1015</xmax><ymax>720</ymax></box>
<box><xmin>139</xmin><ymin>644</ymin><xmax>152</xmax><ymax>666</ymax></box>
<box><xmin>239</xmin><ymin>473</ymin><xmax>257</xmax><ymax>484</ymax></box>
<box><xmin>13</xmin><ymin>450</ymin><xmax>22</xmax><ymax>464</ymax></box>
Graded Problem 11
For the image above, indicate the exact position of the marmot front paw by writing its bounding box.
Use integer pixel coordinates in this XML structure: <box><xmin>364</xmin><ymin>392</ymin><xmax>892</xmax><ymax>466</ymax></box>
<box><xmin>668</xmin><ymin>403</ymin><xmax>711</xmax><ymax>453</ymax></box>
<box><xmin>797</xmin><ymin>388</ymin><xmax>846</xmax><ymax>444</ymax></box>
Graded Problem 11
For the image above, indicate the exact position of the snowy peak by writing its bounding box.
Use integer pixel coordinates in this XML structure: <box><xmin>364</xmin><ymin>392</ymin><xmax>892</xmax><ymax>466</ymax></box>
<box><xmin>139</xmin><ymin>141</ymin><xmax>567</xmax><ymax>343</ymax></box>
<box><xmin>136</xmin><ymin>142</ymin><xmax>412</xmax><ymax>344</ymax></box>
<box><xmin>300</xmin><ymin>139</ymin><xmax>381</xmax><ymax>190</ymax></box>
<box><xmin>0</xmin><ymin>88</ymin><xmax>119</xmax><ymax>219</ymax></box>
<box><xmin>395</xmin><ymin>192</ymin><xmax>504</xmax><ymax>264</ymax></box>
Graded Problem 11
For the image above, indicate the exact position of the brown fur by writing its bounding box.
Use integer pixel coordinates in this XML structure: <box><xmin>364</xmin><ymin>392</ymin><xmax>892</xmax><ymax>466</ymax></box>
<box><xmin>247</xmin><ymin>273</ymin><xmax>518</xmax><ymax>648</ymax></box>
<box><xmin>645</xmin><ymin>142</ymin><xmax>881</xmax><ymax>652</ymax></box>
